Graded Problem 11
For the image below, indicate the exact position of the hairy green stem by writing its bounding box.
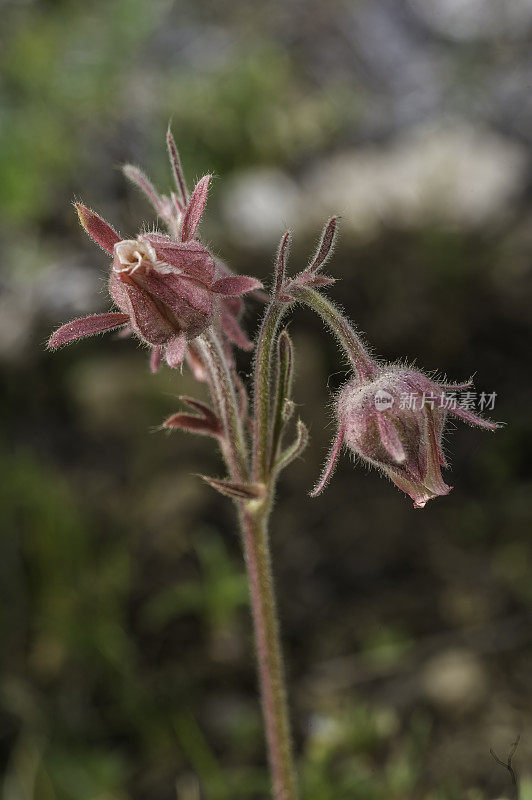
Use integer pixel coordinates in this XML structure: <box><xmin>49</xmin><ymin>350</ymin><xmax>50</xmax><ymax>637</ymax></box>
<box><xmin>197</xmin><ymin>323</ymin><xmax>299</xmax><ymax>800</ymax></box>
<box><xmin>239</xmin><ymin>281</ymin><xmax>382</xmax><ymax>798</ymax></box>
<box><xmin>250</xmin><ymin>299</ymin><xmax>300</xmax><ymax>798</ymax></box>
<box><xmin>241</xmin><ymin>507</ymin><xmax>298</xmax><ymax>800</ymax></box>
<box><xmin>252</xmin><ymin>301</ymin><xmax>288</xmax><ymax>482</ymax></box>
<box><xmin>196</xmin><ymin>329</ymin><xmax>249</xmax><ymax>481</ymax></box>
<box><xmin>269</xmin><ymin>331</ymin><xmax>293</xmax><ymax>471</ymax></box>
<box><xmin>292</xmin><ymin>285</ymin><xmax>379</xmax><ymax>381</ymax></box>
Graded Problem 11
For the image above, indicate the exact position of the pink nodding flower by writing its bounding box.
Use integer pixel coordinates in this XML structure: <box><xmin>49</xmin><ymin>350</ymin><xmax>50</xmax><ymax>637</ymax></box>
<box><xmin>48</xmin><ymin>178</ymin><xmax>262</xmax><ymax>368</ymax></box>
<box><xmin>312</xmin><ymin>366</ymin><xmax>499</xmax><ymax>508</ymax></box>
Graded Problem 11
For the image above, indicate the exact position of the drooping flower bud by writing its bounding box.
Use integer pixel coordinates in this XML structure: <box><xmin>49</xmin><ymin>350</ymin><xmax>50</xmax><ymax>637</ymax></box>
<box><xmin>312</xmin><ymin>366</ymin><xmax>498</xmax><ymax>508</ymax></box>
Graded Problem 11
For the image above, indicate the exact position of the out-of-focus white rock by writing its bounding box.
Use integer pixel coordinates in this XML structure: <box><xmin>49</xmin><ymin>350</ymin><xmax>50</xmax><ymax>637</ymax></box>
<box><xmin>408</xmin><ymin>0</ymin><xmax>532</xmax><ymax>42</ymax></box>
<box><xmin>221</xmin><ymin>122</ymin><xmax>527</xmax><ymax>247</ymax></box>
<box><xmin>220</xmin><ymin>168</ymin><xmax>300</xmax><ymax>248</ymax></box>
<box><xmin>300</xmin><ymin>121</ymin><xmax>527</xmax><ymax>239</ymax></box>
<box><xmin>422</xmin><ymin>648</ymin><xmax>487</xmax><ymax>712</ymax></box>
<box><xmin>0</xmin><ymin>258</ymin><xmax>100</xmax><ymax>362</ymax></box>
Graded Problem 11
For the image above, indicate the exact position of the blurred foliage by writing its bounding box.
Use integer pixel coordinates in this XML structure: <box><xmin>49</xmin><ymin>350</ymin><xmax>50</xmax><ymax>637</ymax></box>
<box><xmin>141</xmin><ymin>534</ymin><xmax>248</xmax><ymax>634</ymax></box>
<box><xmin>162</xmin><ymin>47</ymin><xmax>357</xmax><ymax>178</ymax></box>
<box><xmin>0</xmin><ymin>0</ymin><xmax>172</xmax><ymax>224</ymax></box>
<box><xmin>0</xmin><ymin>0</ymin><xmax>356</xmax><ymax>228</ymax></box>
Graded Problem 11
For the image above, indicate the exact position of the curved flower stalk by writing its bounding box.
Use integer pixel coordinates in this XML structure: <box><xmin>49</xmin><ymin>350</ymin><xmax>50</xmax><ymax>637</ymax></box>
<box><xmin>247</xmin><ymin>222</ymin><xmax>498</xmax><ymax>508</ymax></box>
<box><xmin>47</xmin><ymin>129</ymin><xmax>501</xmax><ymax>800</ymax></box>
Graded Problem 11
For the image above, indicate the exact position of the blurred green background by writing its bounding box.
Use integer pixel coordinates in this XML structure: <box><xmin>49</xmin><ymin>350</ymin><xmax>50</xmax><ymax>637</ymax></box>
<box><xmin>2</xmin><ymin>1</ymin><xmax>532</xmax><ymax>798</ymax></box>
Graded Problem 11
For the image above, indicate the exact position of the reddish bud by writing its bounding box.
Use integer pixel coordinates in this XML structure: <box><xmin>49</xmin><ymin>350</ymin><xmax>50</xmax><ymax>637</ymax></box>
<box><xmin>314</xmin><ymin>366</ymin><xmax>498</xmax><ymax>508</ymax></box>
<box><xmin>51</xmin><ymin>205</ymin><xmax>262</xmax><ymax>368</ymax></box>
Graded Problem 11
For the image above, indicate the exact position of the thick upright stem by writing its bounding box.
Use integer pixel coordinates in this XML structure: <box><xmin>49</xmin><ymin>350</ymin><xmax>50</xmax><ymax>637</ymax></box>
<box><xmin>196</xmin><ymin>314</ymin><xmax>299</xmax><ymax>799</ymax></box>
<box><xmin>292</xmin><ymin>285</ymin><xmax>379</xmax><ymax>381</ymax></box>
<box><xmin>241</xmin><ymin>507</ymin><xmax>298</xmax><ymax>800</ymax></box>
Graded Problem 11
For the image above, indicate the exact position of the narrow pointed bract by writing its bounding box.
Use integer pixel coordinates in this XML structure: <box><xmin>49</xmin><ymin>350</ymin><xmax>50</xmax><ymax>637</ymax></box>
<box><xmin>122</xmin><ymin>165</ymin><xmax>165</xmax><ymax>216</ymax></box>
<box><xmin>181</xmin><ymin>174</ymin><xmax>211</xmax><ymax>242</ymax></box>
<box><xmin>165</xmin><ymin>334</ymin><xmax>187</xmax><ymax>367</ymax></box>
<box><xmin>273</xmin><ymin>419</ymin><xmax>309</xmax><ymax>475</ymax></box>
<box><xmin>76</xmin><ymin>204</ymin><xmax>120</xmax><ymax>254</ymax></box>
<box><xmin>212</xmin><ymin>276</ymin><xmax>262</xmax><ymax>296</ymax></box>
<box><xmin>289</xmin><ymin>217</ymin><xmax>338</xmax><ymax>292</ymax></box>
<box><xmin>202</xmin><ymin>477</ymin><xmax>265</xmax><ymax>501</ymax></box>
<box><xmin>307</xmin><ymin>216</ymin><xmax>338</xmax><ymax>274</ymax></box>
<box><xmin>164</xmin><ymin>396</ymin><xmax>222</xmax><ymax>438</ymax></box>
<box><xmin>49</xmin><ymin>313</ymin><xmax>129</xmax><ymax>348</ymax></box>
<box><xmin>149</xmin><ymin>346</ymin><xmax>163</xmax><ymax>373</ymax></box>
<box><xmin>179</xmin><ymin>396</ymin><xmax>220</xmax><ymax>424</ymax></box>
<box><xmin>167</xmin><ymin>125</ymin><xmax>189</xmax><ymax>204</ymax></box>
<box><xmin>273</xmin><ymin>231</ymin><xmax>291</xmax><ymax>300</ymax></box>
<box><xmin>164</xmin><ymin>413</ymin><xmax>221</xmax><ymax>437</ymax></box>
<box><xmin>310</xmin><ymin>427</ymin><xmax>344</xmax><ymax>497</ymax></box>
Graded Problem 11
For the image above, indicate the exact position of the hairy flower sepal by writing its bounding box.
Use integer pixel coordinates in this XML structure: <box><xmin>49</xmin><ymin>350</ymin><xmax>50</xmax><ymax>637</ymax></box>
<box><xmin>163</xmin><ymin>396</ymin><xmax>222</xmax><ymax>438</ymax></box>
<box><xmin>48</xmin><ymin>203</ymin><xmax>261</xmax><ymax>367</ymax></box>
<box><xmin>313</xmin><ymin>367</ymin><xmax>498</xmax><ymax>508</ymax></box>
<box><xmin>202</xmin><ymin>477</ymin><xmax>266</xmax><ymax>503</ymax></box>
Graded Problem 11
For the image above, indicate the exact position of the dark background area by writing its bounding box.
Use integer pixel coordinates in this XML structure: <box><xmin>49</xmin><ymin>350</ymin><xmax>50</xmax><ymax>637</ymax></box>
<box><xmin>1</xmin><ymin>1</ymin><xmax>532</xmax><ymax>798</ymax></box>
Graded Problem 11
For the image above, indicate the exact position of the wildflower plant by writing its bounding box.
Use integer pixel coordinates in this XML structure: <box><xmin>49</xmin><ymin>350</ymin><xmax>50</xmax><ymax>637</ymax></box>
<box><xmin>48</xmin><ymin>130</ymin><xmax>498</xmax><ymax>800</ymax></box>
